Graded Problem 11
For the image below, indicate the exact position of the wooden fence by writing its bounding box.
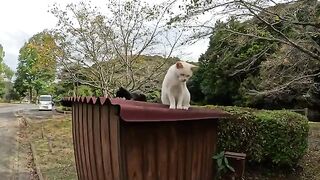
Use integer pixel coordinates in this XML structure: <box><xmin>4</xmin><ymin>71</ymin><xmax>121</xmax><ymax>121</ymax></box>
<box><xmin>64</xmin><ymin>97</ymin><xmax>229</xmax><ymax>180</ymax></box>
<box><xmin>290</xmin><ymin>108</ymin><xmax>320</xmax><ymax>121</ymax></box>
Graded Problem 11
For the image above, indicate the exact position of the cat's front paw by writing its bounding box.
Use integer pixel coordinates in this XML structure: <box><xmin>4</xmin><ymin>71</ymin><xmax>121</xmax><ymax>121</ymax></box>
<box><xmin>169</xmin><ymin>105</ymin><xmax>176</xmax><ymax>109</ymax></box>
<box><xmin>182</xmin><ymin>106</ymin><xmax>189</xmax><ymax>110</ymax></box>
<box><xmin>176</xmin><ymin>105</ymin><xmax>183</xmax><ymax>109</ymax></box>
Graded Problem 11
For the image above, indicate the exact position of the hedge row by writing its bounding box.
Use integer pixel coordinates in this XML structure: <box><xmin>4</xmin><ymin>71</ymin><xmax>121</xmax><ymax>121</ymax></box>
<box><xmin>208</xmin><ymin>106</ymin><xmax>309</xmax><ymax>166</ymax></box>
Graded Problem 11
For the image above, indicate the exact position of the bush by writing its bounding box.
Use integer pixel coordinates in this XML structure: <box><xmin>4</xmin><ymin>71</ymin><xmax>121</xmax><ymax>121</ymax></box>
<box><xmin>208</xmin><ymin>106</ymin><xmax>309</xmax><ymax>166</ymax></box>
<box><xmin>146</xmin><ymin>90</ymin><xmax>161</xmax><ymax>103</ymax></box>
<box><xmin>56</xmin><ymin>105</ymin><xmax>72</xmax><ymax>112</ymax></box>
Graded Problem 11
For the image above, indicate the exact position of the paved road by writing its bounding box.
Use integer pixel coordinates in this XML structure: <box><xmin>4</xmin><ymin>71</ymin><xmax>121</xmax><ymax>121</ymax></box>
<box><xmin>0</xmin><ymin>103</ymin><xmax>37</xmax><ymax>180</ymax></box>
<box><xmin>0</xmin><ymin>104</ymin><xmax>37</xmax><ymax>115</ymax></box>
<box><xmin>19</xmin><ymin>108</ymin><xmax>61</xmax><ymax>121</ymax></box>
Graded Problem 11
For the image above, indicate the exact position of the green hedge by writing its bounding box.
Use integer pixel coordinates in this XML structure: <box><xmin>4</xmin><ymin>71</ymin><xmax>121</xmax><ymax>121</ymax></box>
<box><xmin>208</xmin><ymin>106</ymin><xmax>309</xmax><ymax>166</ymax></box>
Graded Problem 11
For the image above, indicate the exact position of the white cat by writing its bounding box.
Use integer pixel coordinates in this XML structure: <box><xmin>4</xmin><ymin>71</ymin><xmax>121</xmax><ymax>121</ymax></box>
<box><xmin>161</xmin><ymin>61</ymin><xmax>197</xmax><ymax>110</ymax></box>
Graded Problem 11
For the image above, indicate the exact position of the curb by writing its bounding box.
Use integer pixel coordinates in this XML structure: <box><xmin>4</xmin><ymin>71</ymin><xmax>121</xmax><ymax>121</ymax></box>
<box><xmin>12</xmin><ymin>113</ymin><xmax>20</xmax><ymax>180</ymax></box>
<box><xmin>55</xmin><ymin>108</ymin><xmax>72</xmax><ymax>114</ymax></box>
<box><xmin>30</xmin><ymin>143</ymin><xmax>44</xmax><ymax>180</ymax></box>
<box><xmin>17</xmin><ymin>112</ymin><xmax>44</xmax><ymax>180</ymax></box>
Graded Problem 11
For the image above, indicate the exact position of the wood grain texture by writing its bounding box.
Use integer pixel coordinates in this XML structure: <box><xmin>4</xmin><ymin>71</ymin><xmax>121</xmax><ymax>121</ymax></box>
<box><xmin>83</xmin><ymin>103</ymin><xmax>93</xmax><ymax>179</ymax></box>
<box><xmin>93</xmin><ymin>105</ymin><xmax>105</xmax><ymax>180</ymax></box>
<box><xmin>109</xmin><ymin>106</ymin><xmax>122</xmax><ymax>180</ymax></box>
<box><xmin>101</xmin><ymin>104</ymin><xmax>113</xmax><ymax>179</ymax></box>
<box><xmin>87</xmin><ymin>104</ymin><xmax>98</xmax><ymax>180</ymax></box>
<box><xmin>72</xmin><ymin>104</ymin><xmax>80</xmax><ymax>179</ymax></box>
<box><xmin>120</xmin><ymin>120</ymin><xmax>217</xmax><ymax>180</ymax></box>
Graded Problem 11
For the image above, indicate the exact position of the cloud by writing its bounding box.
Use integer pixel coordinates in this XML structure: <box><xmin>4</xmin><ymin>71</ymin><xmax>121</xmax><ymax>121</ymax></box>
<box><xmin>169</xmin><ymin>39</ymin><xmax>209</xmax><ymax>62</ymax></box>
<box><xmin>0</xmin><ymin>0</ymin><xmax>59</xmax><ymax>71</ymax></box>
<box><xmin>3</xmin><ymin>53</ymin><xmax>19</xmax><ymax>71</ymax></box>
<box><xmin>0</xmin><ymin>31</ymin><xmax>31</xmax><ymax>71</ymax></box>
<box><xmin>0</xmin><ymin>0</ymin><xmax>211</xmax><ymax>72</ymax></box>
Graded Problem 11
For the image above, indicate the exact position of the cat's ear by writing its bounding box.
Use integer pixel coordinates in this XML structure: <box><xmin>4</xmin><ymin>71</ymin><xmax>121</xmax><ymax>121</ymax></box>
<box><xmin>176</xmin><ymin>61</ymin><xmax>184</xmax><ymax>69</ymax></box>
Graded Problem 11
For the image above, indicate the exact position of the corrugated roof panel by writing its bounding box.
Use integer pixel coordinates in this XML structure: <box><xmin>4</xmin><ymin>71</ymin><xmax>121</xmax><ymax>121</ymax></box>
<box><xmin>62</xmin><ymin>97</ymin><xmax>229</xmax><ymax>122</ymax></box>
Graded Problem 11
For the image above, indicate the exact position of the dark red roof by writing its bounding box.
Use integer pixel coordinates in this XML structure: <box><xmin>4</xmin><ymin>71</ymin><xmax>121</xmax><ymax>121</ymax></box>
<box><xmin>62</xmin><ymin>97</ymin><xmax>229</xmax><ymax>122</ymax></box>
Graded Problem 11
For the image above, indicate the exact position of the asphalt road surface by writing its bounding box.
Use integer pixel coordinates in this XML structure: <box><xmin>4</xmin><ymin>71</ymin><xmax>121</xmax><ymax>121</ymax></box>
<box><xmin>0</xmin><ymin>103</ymin><xmax>50</xmax><ymax>179</ymax></box>
<box><xmin>0</xmin><ymin>103</ymin><xmax>36</xmax><ymax>115</ymax></box>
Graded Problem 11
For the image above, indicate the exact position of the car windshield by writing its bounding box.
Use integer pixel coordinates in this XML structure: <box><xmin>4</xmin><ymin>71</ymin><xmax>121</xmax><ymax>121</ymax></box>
<box><xmin>39</xmin><ymin>96</ymin><xmax>52</xmax><ymax>101</ymax></box>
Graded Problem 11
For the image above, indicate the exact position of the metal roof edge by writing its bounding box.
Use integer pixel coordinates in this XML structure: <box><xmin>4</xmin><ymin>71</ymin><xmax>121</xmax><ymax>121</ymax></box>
<box><xmin>61</xmin><ymin>96</ymin><xmax>231</xmax><ymax>122</ymax></box>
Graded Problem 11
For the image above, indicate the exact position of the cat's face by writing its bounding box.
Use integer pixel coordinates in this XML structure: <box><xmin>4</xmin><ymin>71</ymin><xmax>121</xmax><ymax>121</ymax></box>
<box><xmin>175</xmin><ymin>61</ymin><xmax>197</xmax><ymax>82</ymax></box>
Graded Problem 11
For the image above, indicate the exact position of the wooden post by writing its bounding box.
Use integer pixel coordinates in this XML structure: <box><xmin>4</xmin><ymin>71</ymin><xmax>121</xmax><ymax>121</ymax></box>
<box><xmin>224</xmin><ymin>151</ymin><xmax>246</xmax><ymax>180</ymax></box>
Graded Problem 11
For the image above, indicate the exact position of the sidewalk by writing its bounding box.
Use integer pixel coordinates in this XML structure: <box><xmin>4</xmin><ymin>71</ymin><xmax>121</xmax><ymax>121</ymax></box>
<box><xmin>0</xmin><ymin>111</ymin><xmax>32</xmax><ymax>179</ymax></box>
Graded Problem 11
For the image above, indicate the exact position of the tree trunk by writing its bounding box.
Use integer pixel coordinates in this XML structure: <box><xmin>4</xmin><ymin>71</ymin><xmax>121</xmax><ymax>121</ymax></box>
<box><xmin>35</xmin><ymin>89</ymin><xmax>39</xmax><ymax>104</ymax></box>
<box><xmin>29</xmin><ymin>87</ymin><xmax>32</xmax><ymax>103</ymax></box>
<box><xmin>102</xmin><ymin>88</ymin><xmax>108</xmax><ymax>98</ymax></box>
<box><xmin>73</xmin><ymin>82</ymin><xmax>78</xmax><ymax>97</ymax></box>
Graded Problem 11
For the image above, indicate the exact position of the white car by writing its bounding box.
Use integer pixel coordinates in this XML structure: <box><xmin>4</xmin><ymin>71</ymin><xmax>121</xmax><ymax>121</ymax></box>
<box><xmin>38</xmin><ymin>95</ymin><xmax>53</xmax><ymax>111</ymax></box>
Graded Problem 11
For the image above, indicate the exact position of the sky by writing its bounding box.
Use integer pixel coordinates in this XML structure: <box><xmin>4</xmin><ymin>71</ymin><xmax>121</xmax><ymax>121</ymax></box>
<box><xmin>0</xmin><ymin>0</ymin><xmax>209</xmax><ymax>72</ymax></box>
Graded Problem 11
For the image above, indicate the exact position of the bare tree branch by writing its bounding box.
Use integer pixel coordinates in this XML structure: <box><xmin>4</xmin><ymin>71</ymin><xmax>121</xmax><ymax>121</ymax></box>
<box><xmin>248</xmin><ymin>71</ymin><xmax>320</xmax><ymax>96</ymax></box>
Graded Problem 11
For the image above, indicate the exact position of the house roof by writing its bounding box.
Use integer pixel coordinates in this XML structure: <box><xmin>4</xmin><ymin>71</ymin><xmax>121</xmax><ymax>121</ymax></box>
<box><xmin>62</xmin><ymin>97</ymin><xmax>230</xmax><ymax>122</ymax></box>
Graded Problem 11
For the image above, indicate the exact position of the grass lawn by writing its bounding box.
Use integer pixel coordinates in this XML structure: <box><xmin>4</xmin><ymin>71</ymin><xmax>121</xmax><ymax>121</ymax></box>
<box><xmin>298</xmin><ymin>122</ymin><xmax>320</xmax><ymax>179</ymax></box>
<box><xmin>22</xmin><ymin>116</ymin><xmax>320</xmax><ymax>180</ymax></box>
<box><xmin>26</xmin><ymin>116</ymin><xmax>77</xmax><ymax>180</ymax></box>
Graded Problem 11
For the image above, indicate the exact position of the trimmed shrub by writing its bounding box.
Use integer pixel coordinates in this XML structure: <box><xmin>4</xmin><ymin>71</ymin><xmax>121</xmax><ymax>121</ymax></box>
<box><xmin>208</xmin><ymin>106</ymin><xmax>309</xmax><ymax>166</ymax></box>
<box><xmin>146</xmin><ymin>90</ymin><xmax>161</xmax><ymax>103</ymax></box>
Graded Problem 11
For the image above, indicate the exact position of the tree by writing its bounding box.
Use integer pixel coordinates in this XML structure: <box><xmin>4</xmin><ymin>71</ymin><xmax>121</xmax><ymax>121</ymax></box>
<box><xmin>56</xmin><ymin>65</ymin><xmax>80</xmax><ymax>97</ymax></box>
<box><xmin>0</xmin><ymin>44</ymin><xmax>4</xmax><ymax>74</ymax></box>
<box><xmin>172</xmin><ymin>0</ymin><xmax>320</xmax><ymax>107</ymax></box>
<box><xmin>0</xmin><ymin>44</ymin><xmax>15</xmax><ymax>100</ymax></box>
<box><xmin>1</xmin><ymin>81</ymin><xmax>20</xmax><ymax>102</ymax></box>
<box><xmin>187</xmin><ymin>19</ymin><xmax>278</xmax><ymax>106</ymax></box>
<box><xmin>15</xmin><ymin>31</ymin><xmax>58</xmax><ymax>102</ymax></box>
<box><xmin>2</xmin><ymin>63</ymin><xmax>14</xmax><ymax>81</ymax></box>
<box><xmin>51</xmin><ymin>0</ymin><xmax>183</xmax><ymax>97</ymax></box>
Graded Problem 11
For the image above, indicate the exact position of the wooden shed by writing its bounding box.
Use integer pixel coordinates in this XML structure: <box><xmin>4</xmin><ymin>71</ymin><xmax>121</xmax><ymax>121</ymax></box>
<box><xmin>62</xmin><ymin>97</ymin><xmax>229</xmax><ymax>180</ymax></box>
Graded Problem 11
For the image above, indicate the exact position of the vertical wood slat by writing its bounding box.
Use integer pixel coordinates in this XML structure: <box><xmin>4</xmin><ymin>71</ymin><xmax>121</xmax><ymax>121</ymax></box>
<box><xmin>168</xmin><ymin>125</ymin><xmax>178</xmax><ymax>180</ymax></box>
<box><xmin>78</xmin><ymin>103</ymin><xmax>87</xmax><ymax>180</ymax></box>
<box><xmin>93</xmin><ymin>105</ymin><xmax>105</xmax><ymax>180</ymax></box>
<box><xmin>191</xmin><ymin>124</ymin><xmax>203</xmax><ymax>180</ymax></box>
<box><xmin>156</xmin><ymin>125</ymin><xmax>168</xmax><ymax>180</ymax></box>
<box><xmin>109</xmin><ymin>106</ymin><xmax>121</xmax><ymax>180</ymax></box>
<box><xmin>185</xmin><ymin>125</ymin><xmax>194</xmax><ymax>180</ymax></box>
<box><xmin>83</xmin><ymin>103</ymin><xmax>93</xmax><ymax>179</ymax></box>
<box><xmin>87</xmin><ymin>104</ymin><xmax>98</xmax><ymax>180</ymax></box>
<box><xmin>177</xmin><ymin>124</ymin><xmax>186</xmax><ymax>180</ymax></box>
<box><xmin>120</xmin><ymin>124</ymin><xmax>128</xmax><ymax>180</ymax></box>
<box><xmin>123</xmin><ymin>124</ymin><xmax>143</xmax><ymax>180</ymax></box>
<box><xmin>203</xmin><ymin>123</ymin><xmax>217</xmax><ymax>179</ymax></box>
<box><xmin>72</xmin><ymin>104</ymin><xmax>80</xmax><ymax>179</ymax></box>
<box><xmin>142</xmin><ymin>126</ymin><xmax>156</xmax><ymax>180</ymax></box>
<box><xmin>100</xmin><ymin>104</ymin><xmax>113</xmax><ymax>179</ymax></box>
